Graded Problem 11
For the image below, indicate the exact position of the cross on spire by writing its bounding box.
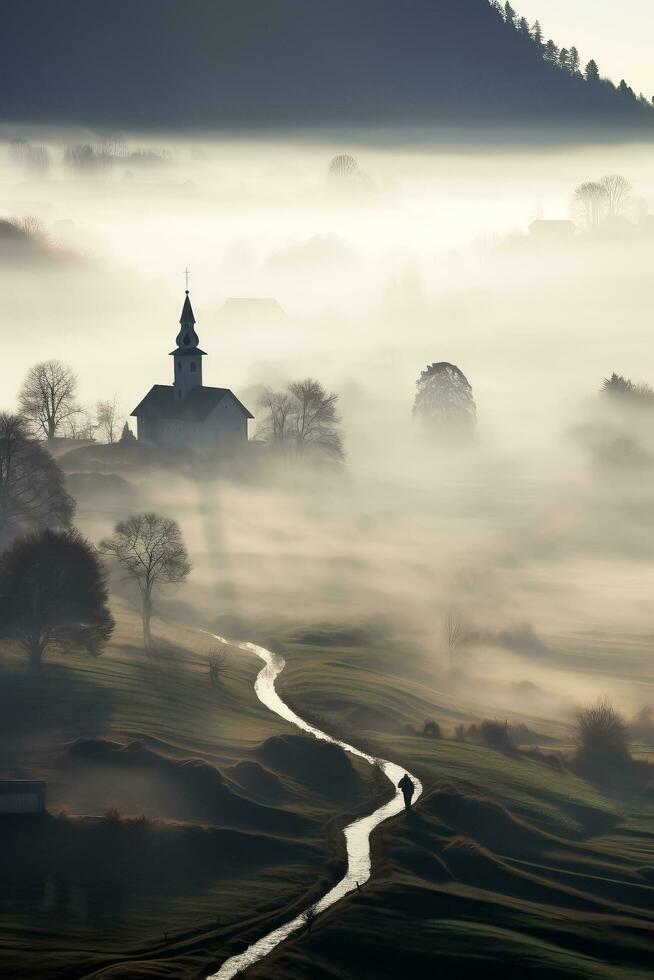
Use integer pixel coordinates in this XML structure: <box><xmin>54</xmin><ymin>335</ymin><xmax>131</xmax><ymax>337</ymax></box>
<box><xmin>184</xmin><ymin>266</ymin><xmax>191</xmax><ymax>292</ymax></box>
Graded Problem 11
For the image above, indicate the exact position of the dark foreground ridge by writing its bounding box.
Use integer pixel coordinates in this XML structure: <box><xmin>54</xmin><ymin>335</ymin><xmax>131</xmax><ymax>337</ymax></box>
<box><xmin>2</xmin><ymin>0</ymin><xmax>652</xmax><ymax>134</ymax></box>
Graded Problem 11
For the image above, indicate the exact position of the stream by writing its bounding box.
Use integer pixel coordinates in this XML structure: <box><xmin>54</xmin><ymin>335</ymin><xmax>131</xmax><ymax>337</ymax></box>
<box><xmin>206</xmin><ymin>636</ymin><xmax>422</xmax><ymax>980</ymax></box>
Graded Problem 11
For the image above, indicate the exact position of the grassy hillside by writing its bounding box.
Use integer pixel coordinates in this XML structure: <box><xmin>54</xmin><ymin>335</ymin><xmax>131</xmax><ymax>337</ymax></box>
<box><xmin>241</xmin><ymin>626</ymin><xmax>654</xmax><ymax>979</ymax></box>
<box><xmin>0</xmin><ymin>602</ymin><xmax>385</xmax><ymax>980</ymax></box>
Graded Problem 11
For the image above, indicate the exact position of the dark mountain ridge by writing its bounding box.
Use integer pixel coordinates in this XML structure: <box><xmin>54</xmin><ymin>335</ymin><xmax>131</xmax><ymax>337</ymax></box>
<box><xmin>3</xmin><ymin>0</ymin><xmax>651</xmax><ymax>133</ymax></box>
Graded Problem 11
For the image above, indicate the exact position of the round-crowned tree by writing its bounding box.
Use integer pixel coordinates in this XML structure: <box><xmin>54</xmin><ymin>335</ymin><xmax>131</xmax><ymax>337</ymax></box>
<box><xmin>413</xmin><ymin>362</ymin><xmax>476</xmax><ymax>443</ymax></box>
<box><xmin>0</xmin><ymin>528</ymin><xmax>114</xmax><ymax>669</ymax></box>
<box><xmin>0</xmin><ymin>413</ymin><xmax>75</xmax><ymax>548</ymax></box>
<box><xmin>328</xmin><ymin>154</ymin><xmax>359</xmax><ymax>179</ymax></box>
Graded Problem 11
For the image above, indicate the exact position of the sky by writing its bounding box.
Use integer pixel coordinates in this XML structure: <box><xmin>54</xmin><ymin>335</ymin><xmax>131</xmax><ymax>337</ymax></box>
<box><xmin>515</xmin><ymin>0</ymin><xmax>654</xmax><ymax>98</ymax></box>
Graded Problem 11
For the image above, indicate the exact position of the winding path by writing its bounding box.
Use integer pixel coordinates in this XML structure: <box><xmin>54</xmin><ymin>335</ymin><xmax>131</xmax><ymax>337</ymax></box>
<box><xmin>206</xmin><ymin>636</ymin><xmax>422</xmax><ymax>980</ymax></box>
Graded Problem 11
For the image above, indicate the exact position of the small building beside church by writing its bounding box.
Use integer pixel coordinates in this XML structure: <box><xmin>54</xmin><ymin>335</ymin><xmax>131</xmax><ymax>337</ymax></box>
<box><xmin>131</xmin><ymin>291</ymin><xmax>253</xmax><ymax>452</ymax></box>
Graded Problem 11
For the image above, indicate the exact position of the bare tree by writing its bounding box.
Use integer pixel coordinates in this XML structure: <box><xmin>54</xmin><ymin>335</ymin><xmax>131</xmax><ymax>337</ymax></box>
<box><xmin>257</xmin><ymin>379</ymin><xmax>344</xmax><ymax>462</ymax></box>
<box><xmin>16</xmin><ymin>215</ymin><xmax>47</xmax><ymax>241</ymax></box>
<box><xmin>288</xmin><ymin>379</ymin><xmax>344</xmax><ymax>461</ymax></box>
<box><xmin>599</xmin><ymin>174</ymin><xmax>632</xmax><ymax>217</ymax></box>
<box><xmin>99</xmin><ymin>513</ymin><xmax>191</xmax><ymax>648</ymax></box>
<box><xmin>18</xmin><ymin>360</ymin><xmax>78</xmax><ymax>441</ymax></box>
<box><xmin>445</xmin><ymin>607</ymin><xmax>468</xmax><ymax>670</ymax></box>
<box><xmin>256</xmin><ymin>389</ymin><xmax>294</xmax><ymax>448</ymax></box>
<box><xmin>0</xmin><ymin>413</ymin><xmax>75</xmax><ymax>547</ymax></box>
<box><xmin>66</xmin><ymin>406</ymin><xmax>97</xmax><ymax>441</ymax></box>
<box><xmin>572</xmin><ymin>181</ymin><xmax>609</xmax><ymax>230</ymax></box>
<box><xmin>96</xmin><ymin>396</ymin><xmax>122</xmax><ymax>444</ymax></box>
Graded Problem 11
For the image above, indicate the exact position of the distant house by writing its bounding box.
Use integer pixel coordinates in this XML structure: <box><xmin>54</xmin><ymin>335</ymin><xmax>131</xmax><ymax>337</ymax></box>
<box><xmin>0</xmin><ymin>780</ymin><xmax>46</xmax><ymax>814</ymax></box>
<box><xmin>529</xmin><ymin>220</ymin><xmax>576</xmax><ymax>242</ymax></box>
<box><xmin>131</xmin><ymin>292</ymin><xmax>253</xmax><ymax>453</ymax></box>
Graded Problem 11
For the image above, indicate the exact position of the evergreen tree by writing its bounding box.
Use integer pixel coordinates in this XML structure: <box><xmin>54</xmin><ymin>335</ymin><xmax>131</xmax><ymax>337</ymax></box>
<box><xmin>532</xmin><ymin>20</ymin><xmax>544</xmax><ymax>49</ymax></box>
<box><xmin>558</xmin><ymin>48</ymin><xmax>570</xmax><ymax>71</ymax></box>
<box><xmin>518</xmin><ymin>16</ymin><xmax>530</xmax><ymax>37</ymax></box>
<box><xmin>503</xmin><ymin>2</ymin><xmax>516</xmax><ymax>27</ymax></box>
<box><xmin>585</xmin><ymin>59</ymin><xmax>600</xmax><ymax>82</ymax></box>
<box><xmin>568</xmin><ymin>47</ymin><xmax>581</xmax><ymax>75</ymax></box>
<box><xmin>544</xmin><ymin>40</ymin><xmax>559</xmax><ymax>64</ymax></box>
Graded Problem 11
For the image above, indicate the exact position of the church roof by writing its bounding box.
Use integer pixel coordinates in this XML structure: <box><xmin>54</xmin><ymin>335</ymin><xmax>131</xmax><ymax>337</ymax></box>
<box><xmin>131</xmin><ymin>385</ymin><xmax>254</xmax><ymax>421</ymax></box>
<box><xmin>180</xmin><ymin>291</ymin><xmax>196</xmax><ymax>326</ymax></box>
<box><xmin>169</xmin><ymin>346</ymin><xmax>207</xmax><ymax>357</ymax></box>
<box><xmin>175</xmin><ymin>290</ymin><xmax>200</xmax><ymax>349</ymax></box>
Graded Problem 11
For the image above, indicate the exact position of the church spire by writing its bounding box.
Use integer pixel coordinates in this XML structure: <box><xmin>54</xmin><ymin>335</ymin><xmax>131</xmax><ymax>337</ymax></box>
<box><xmin>170</xmin><ymin>290</ymin><xmax>206</xmax><ymax>400</ymax></box>
<box><xmin>175</xmin><ymin>290</ymin><xmax>200</xmax><ymax>349</ymax></box>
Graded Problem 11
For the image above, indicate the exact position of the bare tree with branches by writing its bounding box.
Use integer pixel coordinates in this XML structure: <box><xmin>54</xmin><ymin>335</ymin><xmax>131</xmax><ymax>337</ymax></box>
<box><xmin>18</xmin><ymin>360</ymin><xmax>78</xmax><ymax>441</ymax></box>
<box><xmin>257</xmin><ymin>379</ymin><xmax>344</xmax><ymax>462</ymax></box>
<box><xmin>572</xmin><ymin>181</ymin><xmax>609</xmax><ymax>230</ymax></box>
<box><xmin>445</xmin><ymin>608</ymin><xmax>469</xmax><ymax>671</ymax></box>
<box><xmin>99</xmin><ymin>513</ymin><xmax>191</xmax><ymax>648</ymax></box>
<box><xmin>599</xmin><ymin>174</ymin><xmax>632</xmax><ymax>217</ymax></box>
<box><xmin>96</xmin><ymin>396</ymin><xmax>122</xmax><ymax>444</ymax></box>
<box><xmin>256</xmin><ymin>389</ymin><xmax>294</xmax><ymax>448</ymax></box>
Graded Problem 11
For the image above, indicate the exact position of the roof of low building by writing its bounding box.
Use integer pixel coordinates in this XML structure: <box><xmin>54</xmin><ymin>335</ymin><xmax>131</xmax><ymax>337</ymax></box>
<box><xmin>131</xmin><ymin>384</ymin><xmax>254</xmax><ymax>421</ymax></box>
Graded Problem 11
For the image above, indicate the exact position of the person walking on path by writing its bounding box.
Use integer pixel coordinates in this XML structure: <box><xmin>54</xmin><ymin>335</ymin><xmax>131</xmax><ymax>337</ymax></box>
<box><xmin>398</xmin><ymin>773</ymin><xmax>415</xmax><ymax>811</ymax></box>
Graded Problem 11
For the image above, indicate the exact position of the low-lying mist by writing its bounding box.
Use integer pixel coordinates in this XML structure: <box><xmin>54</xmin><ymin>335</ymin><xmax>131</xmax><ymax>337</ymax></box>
<box><xmin>3</xmin><ymin>129</ymin><xmax>654</xmax><ymax>734</ymax></box>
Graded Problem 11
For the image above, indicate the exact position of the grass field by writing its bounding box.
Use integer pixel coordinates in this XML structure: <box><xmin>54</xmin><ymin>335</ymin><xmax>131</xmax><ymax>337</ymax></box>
<box><xmin>240</xmin><ymin>626</ymin><xmax>654</xmax><ymax>979</ymax></box>
<box><xmin>0</xmin><ymin>602</ymin><xmax>385</xmax><ymax>980</ymax></box>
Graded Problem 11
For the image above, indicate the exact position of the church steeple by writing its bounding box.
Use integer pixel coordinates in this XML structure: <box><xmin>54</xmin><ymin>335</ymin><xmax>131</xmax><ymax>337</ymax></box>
<box><xmin>169</xmin><ymin>291</ymin><xmax>206</xmax><ymax>400</ymax></box>
<box><xmin>175</xmin><ymin>291</ymin><xmax>199</xmax><ymax>349</ymax></box>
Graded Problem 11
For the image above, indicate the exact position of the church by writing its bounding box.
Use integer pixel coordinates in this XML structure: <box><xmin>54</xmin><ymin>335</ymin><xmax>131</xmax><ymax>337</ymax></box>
<box><xmin>131</xmin><ymin>291</ymin><xmax>253</xmax><ymax>452</ymax></box>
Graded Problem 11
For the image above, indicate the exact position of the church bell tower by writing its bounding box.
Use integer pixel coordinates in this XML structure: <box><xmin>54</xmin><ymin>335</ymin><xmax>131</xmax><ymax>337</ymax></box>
<box><xmin>170</xmin><ymin>291</ymin><xmax>206</xmax><ymax>400</ymax></box>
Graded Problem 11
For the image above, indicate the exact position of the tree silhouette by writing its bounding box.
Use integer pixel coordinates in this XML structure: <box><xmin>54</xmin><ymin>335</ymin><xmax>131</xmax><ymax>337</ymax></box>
<box><xmin>600</xmin><ymin>174</ymin><xmax>631</xmax><ymax>217</ymax></box>
<box><xmin>413</xmin><ymin>363</ymin><xmax>476</xmax><ymax>443</ymax></box>
<box><xmin>99</xmin><ymin>513</ymin><xmax>191</xmax><ymax>648</ymax></box>
<box><xmin>585</xmin><ymin>60</ymin><xmax>600</xmax><ymax>82</ymax></box>
<box><xmin>18</xmin><ymin>360</ymin><xmax>78</xmax><ymax>441</ymax></box>
<box><xmin>96</xmin><ymin>396</ymin><xmax>122</xmax><ymax>444</ymax></box>
<box><xmin>257</xmin><ymin>380</ymin><xmax>344</xmax><ymax>462</ymax></box>
<box><xmin>543</xmin><ymin>40</ymin><xmax>559</xmax><ymax>64</ymax></box>
<box><xmin>575</xmin><ymin>698</ymin><xmax>630</xmax><ymax>772</ymax></box>
<box><xmin>0</xmin><ymin>528</ymin><xmax>114</xmax><ymax>670</ymax></box>
<box><xmin>531</xmin><ymin>21</ymin><xmax>543</xmax><ymax>49</ymax></box>
<box><xmin>573</xmin><ymin>181</ymin><xmax>609</xmax><ymax>230</ymax></box>
<box><xmin>0</xmin><ymin>413</ymin><xmax>74</xmax><ymax>547</ymax></box>
<box><xmin>503</xmin><ymin>2</ymin><xmax>516</xmax><ymax>27</ymax></box>
<box><xmin>568</xmin><ymin>47</ymin><xmax>581</xmax><ymax>76</ymax></box>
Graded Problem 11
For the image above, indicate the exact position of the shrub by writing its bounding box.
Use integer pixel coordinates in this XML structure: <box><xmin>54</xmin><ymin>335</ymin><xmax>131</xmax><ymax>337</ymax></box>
<box><xmin>575</xmin><ymin>698</ymin><xmax>630</xmax><ymax>771</ymax></box>
<box><xmin>423</xmin><ymin>719</ymin><xmax>442</xmax><ymax>738</ymax></box>
<box><xmin>479</xmin><ymin>719</ymin><xmax>516</xmax><ymax>753</ymax></box>
<box><xmin>630</xmin><ymin>706</ymin><xmax>654</xmax><ymax>743</ymax></box>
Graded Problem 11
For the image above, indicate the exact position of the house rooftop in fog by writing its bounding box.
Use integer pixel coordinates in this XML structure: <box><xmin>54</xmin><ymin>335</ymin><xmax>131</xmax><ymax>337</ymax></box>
<box><xmin>130</xmin><ymin>291</ymin><xmax>253</xmax><ymax>453</ymax></box>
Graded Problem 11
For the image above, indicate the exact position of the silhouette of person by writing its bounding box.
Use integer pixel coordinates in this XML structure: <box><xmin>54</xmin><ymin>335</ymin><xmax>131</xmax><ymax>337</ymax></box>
<box><xmin>398</xmin><ymin>773</ymin><xmax>415</xmax><ymax>811</ymax></box>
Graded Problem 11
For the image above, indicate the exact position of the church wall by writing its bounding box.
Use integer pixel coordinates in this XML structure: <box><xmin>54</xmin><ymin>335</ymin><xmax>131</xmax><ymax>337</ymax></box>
<box><xmin>141</xmin><ymin>400</ymin><xmax>248</xmax><ymax>452</ymax></box>
<box><xmin>205</xmin><ymin>398</ymin><xmax>249</xmax><ymax>445</ymax></box>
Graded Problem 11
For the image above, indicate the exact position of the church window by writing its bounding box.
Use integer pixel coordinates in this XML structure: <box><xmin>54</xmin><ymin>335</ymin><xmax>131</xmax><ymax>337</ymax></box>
<box><xmin>183</xmin><ymin>334</ymin><xmax>190</xmax><ymax>346</ymax></box>
<box><xmin>190</xmin><ymin>362</ymin><xmax>196</xmax><ymax>372</ymax></box>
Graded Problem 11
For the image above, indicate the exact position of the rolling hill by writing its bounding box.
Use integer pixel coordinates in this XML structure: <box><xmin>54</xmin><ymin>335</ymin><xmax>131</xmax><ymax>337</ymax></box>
<box><xmin>3</xmin><ymin>0</ymin><xmax>652</xmax><ymax>133</ymax></box>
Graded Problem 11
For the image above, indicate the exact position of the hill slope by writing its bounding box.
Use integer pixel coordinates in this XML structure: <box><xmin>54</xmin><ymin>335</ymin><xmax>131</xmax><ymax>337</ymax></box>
<box><xmin>3</xmin><ymin>0</ymin><xmax>652</xmax><ymax>132</ymax></box>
